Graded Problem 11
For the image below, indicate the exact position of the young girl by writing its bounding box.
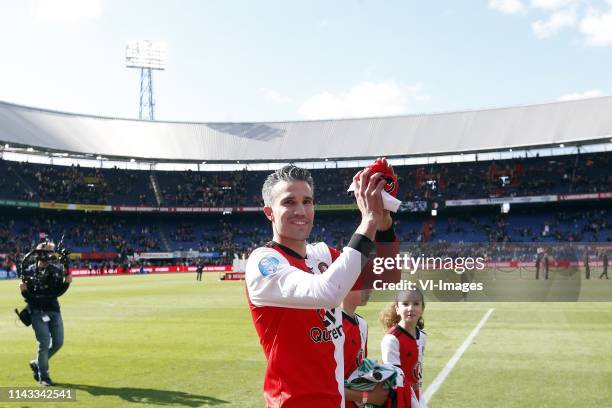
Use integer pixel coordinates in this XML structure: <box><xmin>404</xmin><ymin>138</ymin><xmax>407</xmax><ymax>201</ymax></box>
<box><xmin>380</xmin><ymin>289</ymin><xmax>427</xmax><ymax>408</ymax></box>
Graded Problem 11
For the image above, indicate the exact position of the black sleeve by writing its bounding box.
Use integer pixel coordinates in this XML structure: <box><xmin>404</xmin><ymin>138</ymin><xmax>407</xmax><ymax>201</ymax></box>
<box><xmin>347</xmin><ymin>233</ymin><xmax>376</xmax><ymax>257</ymax></box>
<box><xmin>375</xmin><ymin>226</ymin><xmax>396</xmax><ymax>243</ymax></box>
<box><xmin>55</xmin><ymin>282</ymin><xmax>71</xmax><ymax>298</ymax></box>
<box><xmin>21</xmin><ymin>288</ymin><xmax>31</xmax><ymax>300</ymax></box>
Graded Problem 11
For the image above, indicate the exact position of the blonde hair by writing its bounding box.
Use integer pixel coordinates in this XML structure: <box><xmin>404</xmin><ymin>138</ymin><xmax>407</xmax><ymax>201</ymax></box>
<box><xmin>380</xmin><ymin>303</ymin><xmax>401</xmax><ymax>330</ymax></box>
<box><xmin>379</xmin><ymin>289</ymin><xmax>426</xmax><ymax>331</ymax></box>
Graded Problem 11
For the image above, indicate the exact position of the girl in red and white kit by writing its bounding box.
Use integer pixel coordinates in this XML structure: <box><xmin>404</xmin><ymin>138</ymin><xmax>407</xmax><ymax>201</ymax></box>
<box><xmin>380</xmin><ymin>289</ymin><xmax>428</xmax><ymax>408</ymax></box>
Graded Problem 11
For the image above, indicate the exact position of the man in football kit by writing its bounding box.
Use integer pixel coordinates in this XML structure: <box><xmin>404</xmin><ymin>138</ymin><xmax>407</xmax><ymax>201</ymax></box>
<box><xmin>245</xmin><ymin>162</ymin><xmax>394</xmax><ymax>407</ymax></box>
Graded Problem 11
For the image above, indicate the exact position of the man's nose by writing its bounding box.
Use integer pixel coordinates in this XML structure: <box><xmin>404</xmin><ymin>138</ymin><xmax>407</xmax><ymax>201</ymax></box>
<box><xmin>293</xmin><ymin>204</ymin><xmax>306</xmax><ymax>215</ymax></box>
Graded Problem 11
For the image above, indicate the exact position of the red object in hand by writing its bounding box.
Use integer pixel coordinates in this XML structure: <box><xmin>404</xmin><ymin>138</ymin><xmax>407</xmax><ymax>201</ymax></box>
<box><xmin>368</xmin><ymin>159</ymin><xmax>398</xmax><ymax>197</ymax></box>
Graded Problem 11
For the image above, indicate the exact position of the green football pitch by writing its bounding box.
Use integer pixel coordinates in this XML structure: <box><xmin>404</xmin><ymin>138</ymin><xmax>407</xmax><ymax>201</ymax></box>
<box><xmin>1</xmin><ymin>273</ymin><xmax>611</xmax><ymax>407</ymax></box>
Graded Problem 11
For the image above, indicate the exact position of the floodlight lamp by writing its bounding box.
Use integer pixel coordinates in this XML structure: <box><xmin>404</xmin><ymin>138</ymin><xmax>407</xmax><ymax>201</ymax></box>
<box><xmin>125</xmin><ymin>40</ymin><xmax>167</xmax><ymax>70</ymax></box>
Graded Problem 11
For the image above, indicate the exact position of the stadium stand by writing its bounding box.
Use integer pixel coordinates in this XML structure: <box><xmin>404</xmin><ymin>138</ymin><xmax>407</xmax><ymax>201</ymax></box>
<box><xmin>1</xmin><ymin>153</ymin><xmax>611</xmax><ymax>207</ymax></box>
<box><xmin>0</xmin><ymin>98</ymin><xmax>610</xmax><ymax>274</ymax></box>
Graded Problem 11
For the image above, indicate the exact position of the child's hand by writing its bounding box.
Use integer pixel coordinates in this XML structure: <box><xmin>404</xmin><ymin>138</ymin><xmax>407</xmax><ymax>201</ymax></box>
<box><xmin>366</xmin><ymin>382</ymin><xmax>389</xmax><ymax>405</ymax></box>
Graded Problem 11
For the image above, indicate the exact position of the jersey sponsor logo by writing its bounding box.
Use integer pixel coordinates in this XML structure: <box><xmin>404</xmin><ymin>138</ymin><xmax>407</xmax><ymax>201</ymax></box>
<box><xmin>317</xmin><ymin>262</ymin><xmax>329</xmax><ymax>272</ymax></box>
<box><xmin>258</xmin><ymin>256</ymin><xmax>280</xmax><ymax>277</ymax></box>
<box><xmin>309</xmin><ymin>325</ymin><xmax>344</xmax><ymax>343</ymax></box>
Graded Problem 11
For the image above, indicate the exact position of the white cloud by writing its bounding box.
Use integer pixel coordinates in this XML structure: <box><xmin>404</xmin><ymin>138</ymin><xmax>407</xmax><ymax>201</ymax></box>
<box><xmin>260</xmin><ymin>88</ymin><xmax>292</xmax><ymax>104</ymax></box>
<box><xmin>298</xmin><ymin>81</ymin><xmax>427</xmax><ymax>120</ymax></box>
<box><xmin>488</xmin><ymin>0</ymin><xmax>526</xmax><ymax>14</ymax></box>
<box><xmin>580</xmin><ymin>11</ymin><xmax>612</xmax><ymax>47</ymax></box>
<box><xmin>530</xmin><ymin>0</ymin><xmax>577</xmax><ymax>11</ymax></box>
<box><xmin>557</xmin><ymin>89</ymin><xmax>605</xmax><ymax>101</ymax></box>
<box><xmin>34</xmin><ymin>0</ymin><xmax>101</xmax><ymax>23</ymax></box>
<box><xmin>532</xmin><ymin>9</ymin><xmax>577</xmax><ymax>38</ymax></box>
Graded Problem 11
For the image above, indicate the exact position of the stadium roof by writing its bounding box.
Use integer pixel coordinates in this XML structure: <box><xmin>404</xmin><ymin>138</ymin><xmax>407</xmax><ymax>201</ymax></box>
<box><xmin>1</xmin><ymin>97</ymin><xmax>611</xmax><ymax>163</ymax></box>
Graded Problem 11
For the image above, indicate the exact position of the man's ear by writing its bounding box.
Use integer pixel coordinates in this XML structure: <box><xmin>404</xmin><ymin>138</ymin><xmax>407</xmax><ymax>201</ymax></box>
<box><xmin>263</xmin><ymin>206</ymin><xmax>274</xmax><ymax>222</ymax></box>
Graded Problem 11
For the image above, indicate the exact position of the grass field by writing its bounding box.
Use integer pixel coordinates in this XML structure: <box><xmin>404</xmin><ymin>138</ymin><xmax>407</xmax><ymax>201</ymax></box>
<box><xmin>1</xmin><ymin>273</ymin><xmax>611</xmax><ymax>407</ymax></box>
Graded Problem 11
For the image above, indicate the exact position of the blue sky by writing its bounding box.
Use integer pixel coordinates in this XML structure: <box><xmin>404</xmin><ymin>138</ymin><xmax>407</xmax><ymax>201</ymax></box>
<box><xmin>0</xmin><ymin>0</ymin><xmax>611</xmax><ymax>122</ymax></box>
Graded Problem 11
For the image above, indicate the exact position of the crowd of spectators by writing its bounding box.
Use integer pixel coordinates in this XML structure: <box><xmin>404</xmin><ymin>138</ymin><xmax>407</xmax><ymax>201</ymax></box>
<box><xmin>0</xmin><ymin>153</ymin><xmax>610</xmax><ymax>269</ymax></box>
<box><xmin>158</xmin><ymin>170</ymin><xmax>251</xmax><ymax>207</ymax></box>
<box><xmin>2</xmin><ymin>153</ymin><xmax>609</xmax><ymax>208</ymax></box>
<box><xmin>0</xmin><ymin>206</ymin><xmax>609</xmax><ymax>271</ymax></box>
<box><xmin>394</xmin><ymin>153</ymin><xmax>612</xmax><ymax>203</ymax></box>
<box><xmin>0</xmin><ymin>161</ymin><xmax>150</xmax><ymax>205</ymax></box>
<box><xmin>428</xmin><ymin>209</ymin><xmax>610</xmax><ymax>244</ymax></box>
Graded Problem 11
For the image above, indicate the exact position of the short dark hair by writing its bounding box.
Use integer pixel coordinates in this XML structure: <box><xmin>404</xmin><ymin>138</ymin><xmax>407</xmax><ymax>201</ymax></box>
<box><xmin>261</xmin><ymin>165</ymin><xmax>314</xmax><ymax>206</ymax></box>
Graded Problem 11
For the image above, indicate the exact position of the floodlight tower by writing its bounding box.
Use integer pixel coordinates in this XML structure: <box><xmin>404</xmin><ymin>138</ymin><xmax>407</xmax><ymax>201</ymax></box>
<box><xmin>125</xmin><ymin>40</ymin><xmax>167</xmax><ymax>120</ymax></box>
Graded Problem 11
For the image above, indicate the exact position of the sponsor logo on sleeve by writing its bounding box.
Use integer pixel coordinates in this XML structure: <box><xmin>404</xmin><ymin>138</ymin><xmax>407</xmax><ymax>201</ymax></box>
<box><xmin>258</xmin><ymin>256</ymin><xmax>280</xmax><ymax>277</ymax></box>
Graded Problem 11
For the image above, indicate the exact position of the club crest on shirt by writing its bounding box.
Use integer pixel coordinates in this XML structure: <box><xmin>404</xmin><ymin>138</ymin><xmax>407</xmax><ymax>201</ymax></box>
<box><xmin>355</xmin><ymin>349</ymin><xmax>364</xmax><ymax>367</ymax></box>
<box><xmin>258</xmin><ymin>256</ymin><xmax>280</xmax><ymax>277</ymax></box>
<box><xmin>385</xmin><ymin>180</ymin><xmax>397</xmax><ymax>195</ymax></box>
<box><xmin>318</xmin><ymin>262</ymin><xmax>329</xmax><ymax>272</ymax></box>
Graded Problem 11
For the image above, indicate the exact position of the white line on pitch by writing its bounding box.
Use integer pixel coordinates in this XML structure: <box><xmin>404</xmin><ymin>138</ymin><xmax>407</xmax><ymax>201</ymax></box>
<box><xmin>423</xmin><ymin>308</ymin><xmax>495</xmax><ymax>403</ymax></box>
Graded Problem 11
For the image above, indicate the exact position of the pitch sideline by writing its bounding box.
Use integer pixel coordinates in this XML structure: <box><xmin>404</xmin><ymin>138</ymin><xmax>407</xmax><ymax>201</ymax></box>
<box><xmin>423</xmin><ymin>308</ymin><xmax>495</xmax><ymax>403</ymax></box>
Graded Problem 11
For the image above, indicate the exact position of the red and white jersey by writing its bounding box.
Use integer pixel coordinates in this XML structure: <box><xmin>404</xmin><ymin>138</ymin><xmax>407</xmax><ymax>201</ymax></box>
<box><xmin>246</xmin><ymin>240</ymin><xmax>368</xmax><ymax>408</ymax></box>
<box><xmin>381</xmin><ymin>325</ymin><xmax>427</xmax><ymax>403</ymax></box>
<box><xmin>342</xmin><ymin>312</ymin><xmax>368</xmax><ymax>379</ymax></box>
<box><xmin>342</xmin><ymin>312</ymin><xmax>368</xmax><ymax>408</ymax></box>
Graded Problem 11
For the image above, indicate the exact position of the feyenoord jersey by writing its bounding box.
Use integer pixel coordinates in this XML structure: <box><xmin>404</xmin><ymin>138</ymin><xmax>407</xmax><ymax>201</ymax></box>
<box><xmin>342</xmin><ymin>312</ymin><xmax>368</xmax><ymax>380</ymax></box>
<box><xmin>246</xmin><ymin>239</ymin><xmax>372</xmax><ymax>408</ymax></box>
<box><xmin>381</xmin><ymin>325</ymin><xmax>427</xmax><ymax>401</ymax></box>
<box><xmin>342</xmin><ymin>312</ymin><xmax>368</xmax><ymax>408</ymax></box>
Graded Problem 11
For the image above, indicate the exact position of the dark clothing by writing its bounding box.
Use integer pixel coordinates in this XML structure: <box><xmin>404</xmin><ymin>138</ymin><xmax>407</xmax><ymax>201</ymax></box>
<box><xmin>21</xmin><ymin>264</ymin><xmax>70</xmax><ymax>312</ymax></box>
<box><xmin>584</xmin><ymin>253</ymin><xmax>590</xmax><ymax>280</ymax></box>
<box><xmin>31</xmin><ymin>310</ymin><xmax>64</xmax><ymax>380</ymax></box>
<box><xmin>20</xmin><ymin>263</ymin><xmax>70</xmax><ymax>383</ymax></box>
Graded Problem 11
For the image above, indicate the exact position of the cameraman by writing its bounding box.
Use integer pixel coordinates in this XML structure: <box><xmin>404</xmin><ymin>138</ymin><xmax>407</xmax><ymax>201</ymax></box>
<box><xmin>19</xmin><ymin>241</ymin><xmax>72</xmax><ymax>386</ymax></box>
